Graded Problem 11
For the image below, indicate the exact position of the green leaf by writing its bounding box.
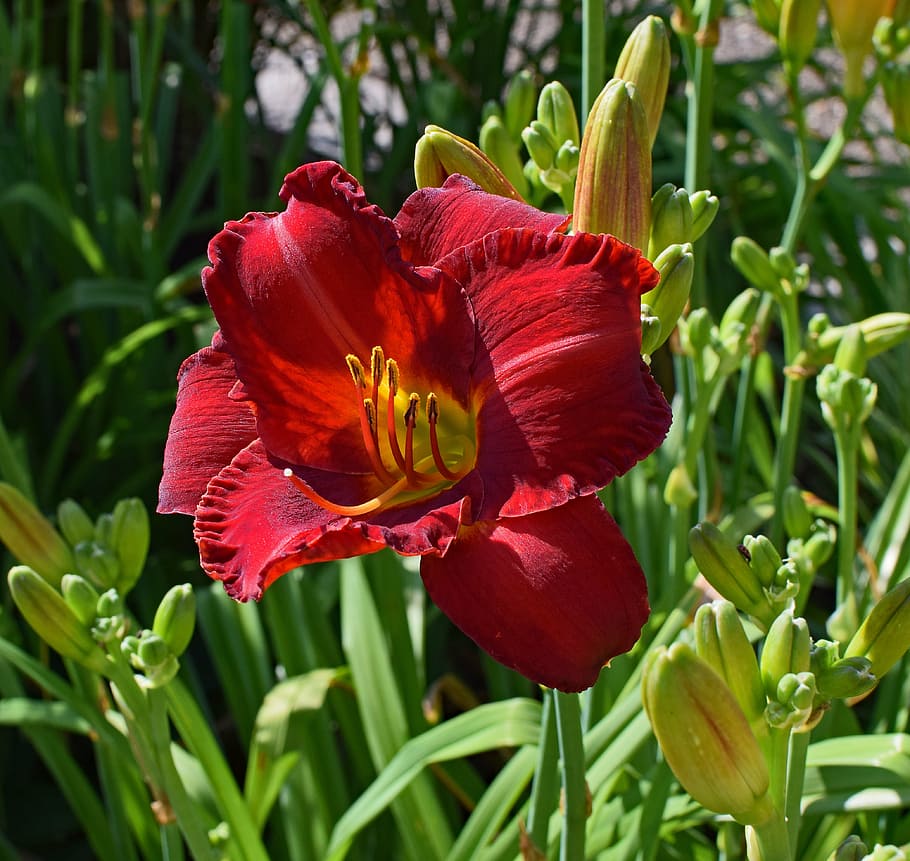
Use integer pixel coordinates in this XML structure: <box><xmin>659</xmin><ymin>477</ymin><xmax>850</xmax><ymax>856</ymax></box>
<box><xmin>0</xmin><ymin>698</ymin><xmax>93</xmax><ymax>734</ymax></box>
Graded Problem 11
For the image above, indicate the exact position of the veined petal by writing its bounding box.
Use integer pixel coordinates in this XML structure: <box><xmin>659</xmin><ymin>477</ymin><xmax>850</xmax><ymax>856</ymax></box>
<box><xmin>394</xmin><ymin>174</ymin><xmax>570</xmax><ymax>266</ymax></box>
<box><xmin>194</xmin><ymin>441</ymin><xmax>475</xmax><ymax>601</ymax></box>
<box><xmin>420</xmin><ymin>495</ymin><xmax>650</xmax><ymax>692</ymax></box>
<box><xmin>202</xmin><ymin>161</ymin><xmax>474</xmax><ymax>473</ymax></box>
<box><xmin>158</xmin><ymin>332</ymin><xmax>257</xmax><ymax>515</ymax></box>
<box><xmin>438</xmin><ymin>228</ymin><xmax>671</xmax><ymax>521</ymax></box>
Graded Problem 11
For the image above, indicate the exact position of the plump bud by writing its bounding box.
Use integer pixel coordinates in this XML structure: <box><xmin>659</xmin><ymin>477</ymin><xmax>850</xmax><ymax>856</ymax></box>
<box><xmin>694</xmin><ymin>600</ymin><xmax>767</xmax><ymax>728</ymax></box>
<box><xmin>503</xmin><ymin>69</ymin><xmax>537</xmax><ymax>142</ymax></box>
<box><xmin>537</xmin><ymin>81</ymin><xmax>580</xmax><ymax>148</ymax></box>
<box><xmin>833</xmin><ymin>325</ymin><xmax>868</xmax><ymax>376</ymax></box>
<box><xmin>641</xmin><ymin>243</ymin><xmax>694</xmax><ymax>353</ymax></box>
<box><xmin>648</xmin><ymin>185</ymin><xmax>694</xmax><ymax>259</ymax></box>
<box><xmin>522</xmin><ymin>120</ymin><xmax>558</xmax><ymax>170</ymax></box>
<box><xmin>683</xmin><ymin>306</ymin><xmax>713</xmax><ymax>353</ymax></box>
<box><xmin>731</xmin><ymin>236</ymin><xmax>782</xmax><ymax>295</ymax></box>
<box><xmin>643</xmin><ymin>643</ymin><xmax>773</xmax><ymax>825</ymax></box>
<box><xmin>845</xmin><ymin>576</ymin><xmax>910</xmax><ymax>678</ymax></box>
<box><xmin>719</xmin><ymin>288</ymin><xmax>761</xmax><ymax>342</ymax></box>
<box><xmin>760</xmin><ymin>609</ymin><xmax>811</xmax><ymax>699</ymax></box>
<box><xmin>766</xmin><ymin>670</ymin><xmax>817</xmax><ymax>729</ymax></box>
<box><xmin>61</xmin><ymin>573</ymin><xmax>100</xmax><ymax>626</ymax></box>
<box><xmin>479</xmin><ymin>114</ymin><xmax>530</xmax><ymax>201</ymax></box>
<box><xmin>109</xmin><ymin>498</ymin><xmax>150</xmax><ymax>595</ymax></box>
<box><xmin>817</xmin><ymin>365</ymin><xmax>878</xmax><ymax>426</ymax></box>
<box><xmin>57</xmin><ymin>499</ymin><xmax>96</xmax><ymax>546</ymax></box>
<box><xmin>664</xmin><ymin>462</ymin><xmax>698</xmax><ymax>507</ymax></box>
<box><xmin>690</xmin><ymin>522</ymin><xmax>774</xmax><ymax>628</ymax></box>
<box><xmin>742</xmin><ymin>535</ymin><xmax>783</xmax><ymax>589</ymax></box>
<box><xmin>828</xmin><ymin>0</ymin><xmax>896</xmax><ymax>98</ymax></box>
<box><xmin>152</xmin><ymin>584</ymin><xmax>196</xmax><ymax>657</ymax></box>
<box><xmin>0</xmin><ymin>482</ymin><xmax>73</xmax><ymax>587</ymax></box>
<box><xmin>807</xmin><ymin>314</ymin><xmax>910</xmax><ymax>369</ymax></box>
<box><xmin>415</xmin><ymin>125</ymin><xmax>523</xmax><ymax>200</ymax></box>
<box><xmin>782</xmin><ymin>486</ymin><xmax>814</xmax><ymax>540</ymax></box>
<box><xmin>800</xmin><ymin>519</ymin><xmax>837</xmax><ymax>571</ymax></box>
<box><xmin>688</xmin><ymin>190</ymin><xmax>720</xmax><ymax>241</ymax></box>
<box><xmin>134</xmin><ymin>632</ymin><xmax>180</xmax><ymax>689</ymax></box>
<box><xmin>811</xmin><ymin>640</ymin><xmax>877</xmax><ymax>700</ymax></box>
<box><xmin>74</xmin><ymin>541</ymin><xmax>119</xmax><ymax>589</ymax></box>
<box><xmin>614</xmin><ymin>15</ymin><xmax>672</xmax><ymax>147</ymax></box>
<box><xmin>8</xmin><ymin>566</ymin><xmax>107</xmax><ymax>673</ymax></box>
<box><xmin>640</xmin><ymin>306</ymin><xmax>663</xmax><ymax>357</ymax></box>
<box><xmin>827</xmin><ymin>836</ymin><xmax>868</xmax><ymax>861</ymax></box>
<box><xmin>573</xmin><ymin>79</ymin><xmax>651</xmax><ymax>250</ymax></box>
<box><xmin>779</xmin><ymin>0</ymin><xmax>822</xmax><ymax>72</ymax></box>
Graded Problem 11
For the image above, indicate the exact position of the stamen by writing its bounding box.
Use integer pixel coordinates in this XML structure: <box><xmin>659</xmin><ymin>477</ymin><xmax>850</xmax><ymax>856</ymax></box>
<box><xmin>370</xmin><ymin>346</ymin><xmax>384</xmax><ymax>408</ymax></box>
<box><xmin>284</xmin><ymin>469</ymin><xmax>411</xmax><ymax>517</ymax></box>
<box><xmin>346</xmin><ymin>355</ymin><xmax>366</xmax><ymax>388</ymax></box>
<box><xmin>426</xmin><ymin>393</ymin><xmax>462</xmax><ymax>481</ymax></box>
<box><xmin>345</xmin><ymin>352</ymin><xmax>395</xmax><ymax>483</ymax></box>
<box><xmin>384</xmin><ymin>359</ymin><xmax>407</xmax><ymax>472</ymax></box>
<box><xmin>404</xmin><ymin>393</ymin><xmax>420</xmax><ymax>483</ymax></box>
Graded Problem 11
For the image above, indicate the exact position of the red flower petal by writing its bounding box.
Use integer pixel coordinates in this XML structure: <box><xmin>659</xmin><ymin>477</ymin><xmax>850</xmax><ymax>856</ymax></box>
<box><xmin>202</xmin><ymin>161</ymin><xmax>474</xmax><ymax>473</ymax></box>
<box><xmin>158</xmin><ymin>332</ymin><xmax>257</xmax><ymax>515</ymax></box>
<box><xmin>438</xmin><ymin>228</ymin><xmax>671</xmax><ymax>521</ymax></box>
<box><xmin>420</xmin><ymin>494</ymin><xmax>650</xmax><ymax>692</ymax></box>
<box><xmin>394</xmin><ymin>174</ymin><xmax>570</xmax><ymax>266</ymax></box>
<box><xmin>194</xmin><ymin>441</ymin><xmax>477</xmax><ymax>600</ymax></box>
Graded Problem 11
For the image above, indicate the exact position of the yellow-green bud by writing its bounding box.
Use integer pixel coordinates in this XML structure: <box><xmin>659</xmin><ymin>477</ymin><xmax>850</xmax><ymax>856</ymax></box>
<box><xmin>537</xmin><ymin>81</ymin><xmax>580</xmax><ymax>147</ymax></box>
<box><xmin>801</xmin><ymin>520</ymin><xmax>837</xmax><ymax>570</ymax></box>
<box><xmin>882</xmin><ymin>65</ymin><xmax>910</xmax><ymax>145</ymax></box>
<box><xmin>694</xmin><ymin>600</ymin><xmax>767</xmax><ymax>728</ymax></box>
<box><xmin>0</xmin><ymin>482</ymin><xmax>73</xmax><ymax>587</ymax></box>
<box><xmin>752</xmin><ymin>0</ymin><xmax>783</xmax><ymax>34</ymax></box>
<box><xmin>614</xmin><ymin>15</ymin><xmax>671</xmax><ymax>147</ymax></box>
<box><xmin>573</xmin><ymin>79</ymin><xmax>651</xmax><ymax>251</ymax></box>
<box><xmin>504</xmin><ymin>69</ymin><xmax>537</xmax><ymax>142</ymax></box>
<box><xmin>137</xmin><ymin>632</ymin><xmax>170</xmax><ymax>669</ymax></box>
<box><xmin>689</xmin><ymin>190</ymin><xmax>720</xmax><ymax>241</ymax></box>
<box><xmin>766</xmin><ymin>669</ymin><xmax>816</xmax><ymax>729</ymax></box>
<box><xmin>414</xmin><ymin>125</ymin><xmax>523</xmax><ymax>200</ymax></box>
<box><xmin>779</xmin><ymin>0</ymin><xmax>822</xmax><ymax>72</ymax></box>
<box><xmin>690</xmin><ymin>522</ymin><xmax>774</xmax><ymax>628</ymax></box>
<box><xmin>742</xmin><ymin>535</ymin><xmax>782</xmax><ymax>589</ymax></box>
<box><xmin>731</xmin><ymin>236</ymin><xmax>782</xmax><ymax>295</ymax></box>
<box><xmin>719</xmin><ymin>287</ymin><xmax>761</xmax><ymax>342</ymax></box>
<box><xmin>109</xmin><ymin>498</ymin><xmax>150</xmax><ymax>595</ymax></box>
<box><xmin>61</xmin><ymin>573</ymin><xmax>100</xmax><ymax>626</ymax></box>
<box><xmin>810</xmin><ymin>313</ymin><xmax>910</xmax><ymax>367</ymax></box>
<box><xmin>74</xmin><ymin>541</ymin><xmax>119</xmax><ymax>589</ymax></box>
<box><xmin>642</xmin><ymin>643</ymin><xmax>773</xmax><ymax>825</ymax></box>
<box><xmin>664</xmin><ymin>462</ymin><xmax>698</xmax><ymax>507</ymax></box>
<box><xmin>640</xmin><ymin>306</ymin><xmax>663</xmax><ymax>357</ymax></box>
<box><xmin>684</xmin><ymin>306</ymin><xmax>714</xmax><ymax>353</ymax></box>
<box><xmin>641</xmin><ymin>243</ymin><xmax>694</xmax><ymax>353</ymax></box>
<box><xmin>96</xmin><ymin>588</ymin><xmax>123</xmax><ymax>618</ymax></box>
<box><xmin>817</xmin><ymin>365</ymin><xmax>878</xmax><ymax>425</ymax></box>
<box><xmin>781</xmin><ymin>486</ymin><xmax>814</xmax><ymax>540</ymax></box>
<box><xmin>845</xmin><ymin>576</ymin><xmax>910</xmax><ymax>678</ymax></box>
<box><xmin>811</xmin><ymin>640</ymin><xmax>877</xmax><ymax>700</ymax></box>
<box><xmin>827</xmin><ymin>836</ymin><xmax>868</xmax><ymax>861</ymax></box>
<box><xmin>94</xmin><ymin>512</ymin><xmax>113</xmax><ymax>545</ymax></box>
<box><xmin>8</xmin><ymin>566</ymin><xmax>107</xmax><ymax>673</ymax></box>
<box><xmin>522</xmin><ymin>120</ymin><xmax>558</xmax><ymax>170</ymax></box>
<box><xmin>760</xmin><ymin>609</ymin><xmax>810</xmax><ymax>700</ymax></box>
<box><xmin>479</xmin><ymin>114</ymin><xmax>530</xmax><ymax>202</ymax></box>
<box><xmin>828</xmin><ymin>0</ymin><xmax>895</xmax><ymax>98</ymax></box>
<box><xmin>57</xmin><ymin>499</ymin><xmax>96</xmax><ymax>546</ymax></box>
<box><xmin>135</xmin><ymin>632</ymin><xmax>180</xmax><ymax>688</ymax></box>
<box><xmin>833</xmin><ymin>325</ymin><xmax>868</xmax><ymax>377</ymax></box>
<box><xmin>863</xmin><ymin>844</ymin><xmax>908</xmax><ymax>861</ymax></box>
<box><xmin>648</xmin><ymin>185</ymin><xmax>694</xmax><ymax>259</ymax></box>
<box><xmin>152</xmin><ymin>584</ymin><xmax>196</xmax><ymax>657</ymax></box>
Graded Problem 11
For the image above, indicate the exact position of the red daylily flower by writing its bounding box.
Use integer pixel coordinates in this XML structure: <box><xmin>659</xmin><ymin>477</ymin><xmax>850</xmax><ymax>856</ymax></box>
<box><xmin>158</xmin><ymin>161</ymin><xmax>671</xmax><ymax>692</ymax></box>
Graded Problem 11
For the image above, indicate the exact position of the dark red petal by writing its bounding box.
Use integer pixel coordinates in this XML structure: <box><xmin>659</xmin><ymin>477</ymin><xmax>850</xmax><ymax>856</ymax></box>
<box><xmin>194</xmin><ymin>441</ymin><xmax>476</xmax><ymax>601</ymax></box>
<box><xmin>420</xmin><ymin>495</ymin><xmax>650</xmax><ymax>692</ymax></box>
<box><xmin>394</xmin><ymin>174</ymin><xmax>570</xmax><ymax>266</ymax></box>
<box><xmin>202</xmin><ymin>161</ymin><xmax>474</xmax><ymax>473</ymax></box>
<box><xmin>158</xmin><ymin>332</ymin><xmax>257</xmax><ymax>515</ymax></box>
<box><xmin>438</xmin><ymin>228</ymin><xmax>671</xmax><ymax>521</ymax></box>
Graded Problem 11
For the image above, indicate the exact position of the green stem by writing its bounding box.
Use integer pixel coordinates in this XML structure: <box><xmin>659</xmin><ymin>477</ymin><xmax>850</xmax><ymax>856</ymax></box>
<box><xmin>785</xmin><ymin>730</ymin><xmax>811</xmax><ymax>852</ymax></box>
<box><xmin>833</xmin><ymin>417</ymin><xmax>860</xmax><ymax>609</ymax></box>
<box><xmin>526</xmin><ymin>694</ymin><xmax>559</xmax><ymax>854</ymax></box>
<box><xmin>553</xmin><ymin>690</ymin><xmax>587</xmax><ymax>861</ymax></box>
<box><xmin>580</xmin><ymin>0</ymin><xmax>604</xmax><ymax>124</ymax></box>
<box><xmin>747</xmin><ymin>815</ymin><xmax>791</xmax><ymax>861</ymax></box>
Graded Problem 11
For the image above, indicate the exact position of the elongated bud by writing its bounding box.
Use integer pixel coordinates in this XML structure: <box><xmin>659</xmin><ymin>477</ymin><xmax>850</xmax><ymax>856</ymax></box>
<box><xmin>503</xmin><ymin>69</ymin><xmax>537</xmax><ymax>142</ymax></box>
<box><xmin>811</xmin><ymin>313</ymin><xmax>910</xmax><ymax>366</ymax></box>
<box><xmin>643</xmin><ymin>643</ymin><xmax>773</xmax><ymax>825</ymax></box>
<box><xmin>690</xmin><ymin>522</ymin><xmax>774</xmax><ymax>628</ymax></box>
<box><xmin>640</xmin><ymin>307</ymin><xmax>662</xmax><ymax>357</ymax></box>
<box><xmin>537</xmin><ymin>81</ymin><xmax>580</xmax><ymax>147</ymax></box>
<box><xmin>811</xmin><ymin>640</ymin><xmax>877</xmax><ymax>700</ymax></box>
<box><xmin>689</xmin><ymin>190</ymin><xmax>720</xmax><ymax>241</ymax></box>
<box><xmin>648</xmin><ymin>185</ymin><xmax>694</xmax><ymax>259</ymax></box>
<box><xmin>61</xmin><ymin>573</ymin><xmax>100</xmax><ymax>626</ymax></box>
<box><xmin>760</xmin><ymin>609</ymin><xmax>811</xmax><ymax>699</ymax></box>
<box><xmin>731</xmin><ymin>236</ymin><xmax>782</xmax><ymax>295</ymax></box>
<box><xmin>74</xmin><ymin>541</ymin><xmax>119</xmax><ymax>589</ymax></box>
<box><xmin>782</xmin><ymin>486</ymin><xmax>814</xmax><ymax>540</ymax></box>
<box><xmin>828</xmin><ymin>0</ymin><xmax>895</xmax><ymax>98</ymax></box>
<box><xmin>479</xmin><ymin>114</ymin><xmax>530</xmax><ymax>200</ymax></box>
<box><xmin>110</xmin><ymin>498</ymin><xmax>149</xmax><ymax>595</ymax></box>
<box><xmin>882</xmin><ymin>65</ymin><xmax>910</xmax><ymax>145</ymax></box>
<box><xmin>694</xmin><ymin>601</ymin><xmax>767</xmax><ymax>728</ymax></box>
<box><xmin>153</xmin><ymin>584</ymin><xmax>196</xmax><ymax>657</ymax></box>
<box><xmin>57</xmin><ymin>499</ymin><xmax>96</xmax><ymax>546</ymax></box>
<box><xmin>522</xmin><ymin>120</ymin><xmax>558</xmax><ymax>170</ymax></box>
<box><xmin>0</xmin><ymin>483</ymin><xmax>73</xmax><ymax>587</ymax></box>
<box><xmin>574</xmin><ymin>79</ymin><xmax>651</xmax><ymax>250</ymax></box>
<box><xmin>833</xmin><ymin>325</ymin><xmax>867</xmax><ymax>376</ymax></box>
<box><xmin>8</xmin><ymin>566</ymin><xmax>107</xmax><ymax>673</ymax></box>
<box><xmin>742</xmin><ymin>535</ymin><xmax>782</xmax><ymax>589</ymax></box>
<box><xmin>641</xmin><ymin>243</ymin><xmax>694</xmax><ymax>353</ymax></box>
<box><xmin>614</xmin><ymin>15</ymin><xmax>671</xmax><ymax>147</ymax></box>
<box><xmin>779</xmin><ymin>0</ymin><xmax>822</xmax><ymax>71</ymax></box>
<box><xmin>415</xmin><ymin>125</ymin><xmax>523</xmax><ymax>200</ymax></box>
<box><xmin>845</xmin><ymin>576</ymin><xmax>910</xmax><ymax>678</ymax></box>
<box><xmin>719</xmin><ymin>287</ymin><xmax>760</xmax><ymax>342</ymax></box>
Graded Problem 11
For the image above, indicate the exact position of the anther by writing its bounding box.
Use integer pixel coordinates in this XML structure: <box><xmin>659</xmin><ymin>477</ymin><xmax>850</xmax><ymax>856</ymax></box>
<box><xmin>385</xmin><ymin>359</ymin><xmax>407</xmax><ymax>472</ymax></box>
<box><xmin>427</xmin><ymin>392</ymin><xmax>460</xmax><ymax>481</ymax></box>
<box><xmin>370</xmin><ymin>346</ymin><xmax>384</xmax><ymax>406</ymax></box>
<box><xmin>404</xmin><ymin>393</ymin><xmax>420</xmax><ymax>483</ymax></box>
<box><xmin>346</xmin><ymin>355</ymin><xmax>366</xmax><ymax>388</ymax></box>
<box><xmin>363</xmin><ymin>398</ymin><xmax>376</xmax><ymax>434</ymax></box>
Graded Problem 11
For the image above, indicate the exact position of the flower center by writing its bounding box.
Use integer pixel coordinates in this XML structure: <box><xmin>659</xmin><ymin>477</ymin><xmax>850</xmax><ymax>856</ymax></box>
<box><xmin>284</xmin><ymin>345</ymin><xmax>476</xmax><ymax>517</ymax></box>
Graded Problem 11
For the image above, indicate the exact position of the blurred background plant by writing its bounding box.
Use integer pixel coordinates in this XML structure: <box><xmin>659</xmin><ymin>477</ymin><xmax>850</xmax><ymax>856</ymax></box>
<box><xmin>2</xmin><ymin>0</ymin><xmax>910</xmax><ymax>858</ymax></box>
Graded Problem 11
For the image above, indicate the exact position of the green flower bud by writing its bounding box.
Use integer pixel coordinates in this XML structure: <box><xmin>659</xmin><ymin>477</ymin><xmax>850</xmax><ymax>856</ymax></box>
<box><xmin>828</xmin><ymin>0</ymin><xmax>896</xmax><ymax>98</ymax></box>
<box><xmin>811</xmin><ymin>313</ymin><xmax>910</xmax><ymax>366</ymax></box>
<box><xmin>688</xmin><ymin>190</ymin><xmax>720</xmax><ymax>242</ymax></box>
<box><xmin>664</xmin><ymin>462</ymin><xmax>698</xmax><ymax>507</ymax></box>
<box><xmin>135</xmin><ymin>633</ymin><xmax>180</xmax><ymax>689</ymax></box>
<box><xmin>479</xmin><ymin>114</ymin><xmax>530</xmax><ymax>200</ymax></box>
<box><xmin>768</xmin><ymin>245</ymin><xmax>797</xmax><ymax>279</ymax></box>
<box><xmin>719</xmin><ymin>288</ymin><xmax>760</xmax><ymax>347</ymax></box>
<box><xmin>152</xmin><ymin>584</ymin><xmax>196</xmax><ymax>657</ymax></box>
<box><xmin>74</xmin><ymin>541</ymin><xmax>119</xmax><ymax>589</ymax></box>
<box><xmin>818</xmin><ymin>365</ymin><xmax>878</xmax><ymax>426</ymax></box>
<box><xmin>864</xmin><ymin>844</ymin><xmax>908</xmax><ymax>861</ymax></box>
<box><xmin>109</xmin><ymin>498</ymin><xmax>150</xmax><ymax>595</ymax></box>
<box><xmin>614</xmin><ymin>15</ymin><xmax>672</xmax><ymax>147</ymax></box>
<box><xmin>694</xmin><ymin>600</ymin><xmax>767</xmax><ymax>727</ymax></box>
<box><xmin>781</xmin><ymin>486</ymin><xmax>814</xmax><ymax>540</ymax></box>
<box><xmin>503</xmin><ymin>69</ymin><xmax>537</xmax><ymax>142</ymax></box>
<box><xmin>137</xmin><ymin>632</ymin><xmax>170</xmax><ymax>669</ymax></box>
<box><xmin>573</xmin><ymin>79</ymin><xmax>651</xmax><ymax>251</ymax></box>
<box><xmin>833</xmin><ymin>325</ymin><xmax>868</xmax><ymax>377</ymax></box>
<box><xmin>690</xmin><ymin>522</ymin><xmax>774</xmax><ymax>628</ymax></box>
<box><xmin>752</xmin><ymin>0</ymin><xmax>782</xmax><ymax>34</ymax></box>
<box><xmin>731</xmin><ymin>236</ymin><xmax>782</xmax><ymax>295</ymax></box>
<box><xmin>742</xmin><ymin>535</ymin><xmax>782</xmax><ymax>589</ymax></box>
<box><xmin>96</xmin><ymin>588</ymin><xmax>124</xmax><ymax>619</ymax></box>
<box><xmin>766</xmin><ymin>670</ymin><xmax>816</xmax><ymax>728</ymax></box>
<box><xmin>415</xmin><ymin>125</ymin><xmax>523</xmax><ymax>200</ymax></box>
<box><xmin>537</xmin><ymin>81</ymin><xmax>580</xmax><ymax>147</ymax></box>
<box><xmin>684</xmin><ymin>306</ymin><xmax>714</xmax><ymax>353</ymax></box>
<box><xmin>0</xmin><ymin>482</ymin><xmax>74</xmax><ymax>587</ymax></box>
<box><xmin>121</xmin><ymin>634</ymin><xmax>140</xmax><ymax>662</ymax></box>
<box><xmin>642</xmin><ymin>643</ymin><xmax>773</xmax><ymax>825</ymax></box>
<box><xmin>811</xmin><ymin>642</ymin><xmax>877</xmax><ymax>699</ymax></box>
<box><xmin>761</xmin><ymin>609</ymin><xmax>811</xmax><ymax>700</ymax></box>
<box><xmin>641</xmin><ymin>243</ymin><xmax>695</xmax><ymax>352</ymax></box>
<box><xmin>61</xmin><ymin>573</ymin><xmax>100</xmax><ymax>626</ymax></box>
<box><xmin>648</xmin><ymin>185</ymin><xmax>694</xmax><ymax>259</ymax></box>
<box><xmin>640</xmin><ymin>306</ymin><xmax>663</xmax><ymax>357</ymax></box>
<box><xmin>845</xmin><ymin>576</ymin><xmax>910</xmax><ymax>678</ymax></box>
<box><xmin>801</xmin><ymin>520</ymin><xmax>837</xmax><ymax>570</ymax></box>
<box><xmin>522</xmin><ymin>120</ymin><xmax>558</xmax><ymax>171</ymax></box>
<box><xmin>779</xmin><ymin>0</ymin><xmax>822</xmax><ymax>71</ymax></box>
<box><xmin>827</xmin><ymin>836</ymin><xmax>868</xmax><ymax>861</ymax></box>
<box><xmin>882</xmin><ymin>64</ymin><xmax>910</xmax><ymax>145</ymax></box>
<box><xmin>553</xmin><ymin>140</ymin><xmax>579</xmax><ymax>175</ymax></box>
<box><xmin>57</xmin><ymin>499</ymin><xmax>96</xmax><ymax>547</ymax></box>
<box><xmin>8</xmin><ymin>566</ymin><xmax>107</xmax><ymax>673</ymax></box>
<box><xmin>94</xmin><ymin>512</ymin><xmax>114</xmax><ymax>546</ymax></box>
